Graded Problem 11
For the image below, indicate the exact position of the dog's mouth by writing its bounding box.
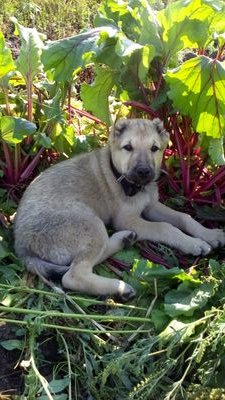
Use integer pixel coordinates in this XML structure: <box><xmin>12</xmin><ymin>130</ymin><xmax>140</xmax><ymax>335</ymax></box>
<box><xmin>110</xmin><ymin>156</ymin><xmax>155</xmax><ymax>196</ymax></box>
<box><xmin>126</xmin><ymin>168</ymin><xmax>156</xmax><ymax>186</ymax></box>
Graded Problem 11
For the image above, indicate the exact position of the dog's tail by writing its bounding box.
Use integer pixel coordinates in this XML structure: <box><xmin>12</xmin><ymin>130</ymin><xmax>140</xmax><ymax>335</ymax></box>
<box><xmin>24</xmin><ymin>256</ymin><xmax>70</xmax><ymax>293</ymax></box>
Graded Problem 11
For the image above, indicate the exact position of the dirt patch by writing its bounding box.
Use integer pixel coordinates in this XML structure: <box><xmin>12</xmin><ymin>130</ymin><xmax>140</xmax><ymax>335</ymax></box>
<box><xmin>0</xmin><ymin>325</ymin><xmax>24</xmax><ymax>396</ymax></box>
<box><xmin>0</xmin><ymin>324</ymin><xmax>63</xmax><ymax>396</ymax></box>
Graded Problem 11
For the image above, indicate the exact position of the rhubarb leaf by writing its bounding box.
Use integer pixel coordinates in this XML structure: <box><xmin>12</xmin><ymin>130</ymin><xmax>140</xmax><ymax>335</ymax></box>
<box><xmin>12</xmin><ymin>19</ymin><xmax>44</xmax><ymax>81</ymax></box>
<box><xmin>42</xmin><ymin>27</ymin><xmax>118</xmax><ymax>82</ymax></box>
<box><xmin>158</xmin><ymin>0</ymin><xmax>215</xmax><ymax>62</ymax></box>
<box><xmin>0</xmin><ymin>116</ymin><xmax>36</xmax><ymax>144</ymax></box>
<box><xmin>0</xmin><ymin>32</ymin><xmax>15</xmax><ymax>78</ymax></box>
<box><xmin>165</xmin><ymin>56</ymin><xmax>225</xmax><ymax>138</ymax></box>
<box><xmin>80</xmin><ymin>67</ymin><xmax>114</xmax><ymax>125</ymax></box>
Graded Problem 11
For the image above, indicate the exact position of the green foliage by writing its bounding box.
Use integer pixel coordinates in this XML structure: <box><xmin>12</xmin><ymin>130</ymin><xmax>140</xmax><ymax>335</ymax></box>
<box><xmin>1</xmin><ymin>1</ymin><xmax>225</xmax><ymax>399</ymax></box>
<box><xmin>81</xmin><ymin>66</ymin><xmax>114</xmax><ymax>124</ymax></box>
<box><xmin>165</xmin><ymin>56</ymin><xmax>225</xmax><ymax>138</ymax></box>
<box><xmin>39</xmin><ymin>0</ymin><xmax>225</xmax><ymax>163</ymax></box>
<box><xmin>1</xmin><ymin>116</ymin><xmax>36</xmax><ymax>144</ymax></box>
<box><xmin>0</xmin><ymin>32</ymin><xmax>15</xmax><ymax>78</ymax></box>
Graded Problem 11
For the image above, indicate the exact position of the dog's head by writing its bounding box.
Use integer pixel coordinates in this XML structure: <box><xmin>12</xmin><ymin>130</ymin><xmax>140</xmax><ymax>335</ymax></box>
<box><xmin>110</xmin><ymin>118</ymin><xmax>169</xmax><ymax>185</ymax></box>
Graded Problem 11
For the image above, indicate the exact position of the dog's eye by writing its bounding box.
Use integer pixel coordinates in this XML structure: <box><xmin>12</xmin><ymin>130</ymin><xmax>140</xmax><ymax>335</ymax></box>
<box><xmin>123</xmin><ymin>144</ymin><xmax>133</xmax><ymax>152</ymax></box>
<box><xmin>151</xmin><ymin>145</ymin><xmax>160</xmax><ymax>152</ymax></box>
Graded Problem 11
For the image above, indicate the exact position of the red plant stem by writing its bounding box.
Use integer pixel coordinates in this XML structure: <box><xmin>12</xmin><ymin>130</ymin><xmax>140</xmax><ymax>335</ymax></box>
<box><xmin>216</xmin><ymin>43</ymin><xmax>225</xmax><ymax>61</ymax></box>
<box><xmin>67</xmin><ymin>84</ymin><xmax>72</xmax><ymax>124</ymax></box>
<box><xmin>25</xmin><ymin>75</ymin><xmax>33</xmax><ymax>146</ymax></box>
<box><xmin>192</xmin><ymin>197</ymin><xmax>215</xmax><ymax>205</ymax></box>
<box><xmin>173</xmin><ymin>120</ymin><xmax>188</xmax><ymax>196</ymax></box>
<box><xmin>140</xmin><ymin>248</ymin><xmax>172</xmax><ymax>269</ymax></box>
<box><xmin>123</xmin><ymin>101</ymin><xmax>158</xmax><ymax>118</ymax></box>
<box><xmin>67</xmin><ymin>105</ymin><xmax>106</xmax><ymax>125</ymax></box>
<box><xmin>140</xmin><ymin>82</ymin><xmax>150</xmax><ymax>105</ymax></box>
<box><xmin>215</xmin><ymin>186</ymin><xmax>221</xmax><ymax>204</ymax></box>
<box><xmin>20</xmin><ymin>154</ymin><xmax>30</xmax><ymax>171</ymax></box>
<box><xmin>188</xmin><ymin>158</ymin><xmax>207</xmax><ymax>198</ymax></box>
<box><xmin>168</xmin><ymin>176</ymin><xmax>180</xmax><ymax>193</ymax></box>
<box><xmin>2</xmin><ymin>141</ymin><xmax>14</xmax><ymax>183</ymax></box>
<box><xmin>14</xmin><ymin>144</ymin><xmax>21</xmax><ymax>183</ymax></box>
<box><xmin>184</xmin><ymin>118</ymin><xmax>191</xmax><ymax>196</ymax></box>
<box><xmin>20</xmin><ymin>147</ymin><xmax>45</xmax><ymax>181</ymax></box>
<box><xmin>154</xmin><ymin>73</ymin><xmax>163</xmax><ymax>98</ymax></box>
<box><xmin>27</xmin><ymin>78</ymin><xmax>33</xmax><ymax>122</ymax></box>
<box><xmin>197</xmin><ymin>166</ymin><xmax>225</xmax><ymax>193</ymax></box>
<box><xmin>218</xmin><ymin>181</ymin><xmax>225</xmax><ymax>195</ymax></box>
<box><xmin>107</xmin><ymin>258</ymin><xmax>130</xmax><ymax>271</ymax></box>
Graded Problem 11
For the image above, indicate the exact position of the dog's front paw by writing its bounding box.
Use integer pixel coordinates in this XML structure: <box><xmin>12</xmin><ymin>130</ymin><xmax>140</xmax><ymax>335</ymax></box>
<box><xmin>201</xmin><ymin>228</ymin><xmax>225</xmax><ymax>248</ymax></box>
<box><xmin>116</xmin><ymin>281</ymin><xmax>136</xmax><ymax>302</ymax></box>
<box><xmin>122</xmin><ymin>231</ymin><xmax>138</xmax><ymax>248</ymax></box>
<box><xmin>184</xmin><ymin>238</ymin><xmax>212</xmax><ymax>256</ymax></box>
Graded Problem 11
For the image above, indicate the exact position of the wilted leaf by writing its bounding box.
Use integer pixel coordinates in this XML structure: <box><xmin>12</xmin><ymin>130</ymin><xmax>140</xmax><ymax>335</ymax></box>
<box><xmin>165</xmin><ymin>56</ymin><xmax>225</xmax><ymax>138</ymax></box>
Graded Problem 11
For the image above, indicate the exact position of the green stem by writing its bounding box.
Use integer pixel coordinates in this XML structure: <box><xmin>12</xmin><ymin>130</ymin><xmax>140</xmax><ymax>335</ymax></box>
<box><xmin>0</xmin><ymin>283</ymin><xmax>146</xmax><ymax>311</ymax></box>
<box><xmin>0</xmin><ymin>305</ymin><xmax>151</xmax><ymax>323</ymax></box>
<box><xmin>3</xmin><ymin>87</ymin><xmax>11</xmax><ymax>115</ymax></box>
<box><xmin>0</xmin><ymin>318</ymin><xmax>150</xmax><ymax>334</ymax></box>
<box><xmin>14</xmin><ymin>143</ymin><xmax>21</xmax><ymax>182</ymax></box>
<box><xmin>59</xmin><ymin>333</ymin><xmax>72</xmax><ymax>400</ymax></box>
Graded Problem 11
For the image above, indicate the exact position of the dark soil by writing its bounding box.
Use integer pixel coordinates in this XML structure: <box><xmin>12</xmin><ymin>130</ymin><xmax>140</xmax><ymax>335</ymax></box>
<box><xmin>0</xmin><ymin>324</ymin><xmax>62</xmax><ymax>396</ymax></box>
<box><xmin>0</xmin><ymin>325</ymin><xmax>24</xmax><ymax>396</ymax></box>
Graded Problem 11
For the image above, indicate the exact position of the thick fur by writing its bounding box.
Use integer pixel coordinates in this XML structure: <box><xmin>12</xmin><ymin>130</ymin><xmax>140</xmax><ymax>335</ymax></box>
<box><xmin>14</xmin><ymin>118</ymin><xmax>225</xmax><ymax>300</ymax></box>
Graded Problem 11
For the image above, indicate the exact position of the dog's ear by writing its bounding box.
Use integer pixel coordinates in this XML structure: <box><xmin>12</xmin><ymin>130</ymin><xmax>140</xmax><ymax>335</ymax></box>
<box><xmin>113</xmin><ymin>119</ymin><xmax>129</xmax><ymax>137</ymax></box>
<box><xmin>152</xmin><ymin>118</ymin><xmax>169</xmax><ymax>147</ymax></box>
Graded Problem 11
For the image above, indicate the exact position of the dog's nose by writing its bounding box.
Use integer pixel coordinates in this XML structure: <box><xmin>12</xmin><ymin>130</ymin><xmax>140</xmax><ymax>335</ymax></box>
<box><xmin>136</xmin><ymin>166</ymin><xmax>152</xmax><ymax>178</ymax></box>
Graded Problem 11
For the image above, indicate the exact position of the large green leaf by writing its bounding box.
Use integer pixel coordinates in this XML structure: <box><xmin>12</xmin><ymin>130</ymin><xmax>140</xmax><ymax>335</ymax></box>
<box><xmin>51</xmin><ymin>124</ymin><xmax>76</xmax><ymax>155</ymax></box>
<box><xmin>116</xmin><ymin>44</ymin><xmax>155</xmax><ymax>101</ymax></box>
<box><xmin>0</xmin><ymin>32</ymin><xmax>15</xmax><ymax>79</ymax></box>
<box><xmin>42</xmin><ymin>27</ymin><xmax>118</xmax><ymax>82</ymax></box>
<box><xmin>12</xmin><ymin>19</ymin><xmax>44</xmax><ymax>82</ymax></box>
<box><xmin>80</xmin><ymin>67</ymin><xmax>114</xmax><ymax>125</ymax></box>
<box><xmin>96</xmin><ymin>0</ymin><xmax>161</xmax><ymax>56</ymax></box>
<box><xmin>164</xmin><ymin>282</ymin><xmax>216</xmax><ymax>317</ymax></box>
<box><xmin>0</xmin><ymin>116</ymin><xmax>36</xmax><ymax>144</ymax></box>
<box><xmin>165</xmin><ymin>56</ymin><xmax>225</xmax><ymax>138</ymax></box>
<box><xmin>138</xmin><ymin>1</ymin><xmax>162</xmax><ymax>56</ymax></box>
<box><xmin>158</xmin><ymin>0</ymin><xmax>219</xmax><ymax>63</ymax></box>
<box><xmin>95</xmin><ymin>0</ymin><xmax>141</xmax><ymax>42</ymax></box>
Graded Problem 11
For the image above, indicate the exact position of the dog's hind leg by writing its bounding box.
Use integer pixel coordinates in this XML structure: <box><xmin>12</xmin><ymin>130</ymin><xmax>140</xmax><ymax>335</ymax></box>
<box><xmin>62</xmin><ymin>230</ymin><xmax>137</xmax><ymax>300</ymax></box>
